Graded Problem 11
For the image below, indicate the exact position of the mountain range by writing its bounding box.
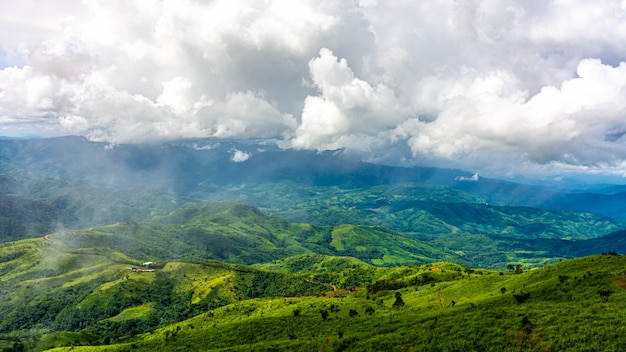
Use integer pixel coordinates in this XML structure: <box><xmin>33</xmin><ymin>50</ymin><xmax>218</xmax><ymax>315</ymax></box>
<box><xmin>1</xmin><ymin>136</ymin><xmax>625</xmax><ymax>267</ymax></box>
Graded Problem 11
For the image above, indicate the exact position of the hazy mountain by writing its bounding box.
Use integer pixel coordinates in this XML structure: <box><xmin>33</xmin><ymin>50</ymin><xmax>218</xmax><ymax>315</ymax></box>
<box><xmin>0</xmin><ymin>136</ymin><xmax>475</xmax><ymax>189</ymax></box>
<box><xmin>453</xmin><ymin>179</ymin><xmax>626</xmax><ymax>220</ymax></box>
<box><xmin>1</xmin><ymin>137</ymin><xmax>625</xmax><ymax>266</ymax></box>
<box><xmin>2</xmin><ymin>136</ymin><xmax>626</xmax><ymax>222</ymax></box>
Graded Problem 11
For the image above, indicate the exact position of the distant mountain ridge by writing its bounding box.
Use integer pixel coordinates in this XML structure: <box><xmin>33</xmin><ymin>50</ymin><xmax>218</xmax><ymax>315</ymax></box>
<box><xmin>0</xmin><ymin>136</ymin><xmax>474</xmax><ymax>188</ymax></box>
<box><xmin>453</xmin><ymin>179</ymin><xmax>626</xmax><ymax>220</ymax></box>
<box><xmin>1</xmin><ymin>136</ymin><xmax>625</xmax><ymax>220</ymax></box>
<box><xmin>0</xmin><ymin>136</ymin><xmax>625</xmax><ymax>269</ymax></box>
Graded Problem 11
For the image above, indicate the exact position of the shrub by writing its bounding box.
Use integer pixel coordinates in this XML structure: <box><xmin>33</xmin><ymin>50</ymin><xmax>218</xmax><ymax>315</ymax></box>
<box><xmin>393</xmin><ymin>292</ymin><xmax>405</xmax><ymax>309</ymax></box>
<box><xmin>599</xmin><ymin>288</ymin><xmax>613</xmax><ymax>302</ymax></box>
<box><xmin>513</xmin><ymin>291</ymin><xmax>531</xmax><ymax>304</ymax></box>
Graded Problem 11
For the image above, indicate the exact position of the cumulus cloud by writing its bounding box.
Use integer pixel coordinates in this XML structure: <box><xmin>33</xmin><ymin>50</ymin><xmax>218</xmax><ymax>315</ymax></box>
<box><xmin>0</xmin><ymin>0</ymin><xmax>316</xmax><ymax>143</ymax></box>
<box><xmin>2</xmin><ymin>0</ymin><xmax>626</xmax><ymax>177</ymax></box>
<box><xmin>230</xmin><ymin>149</ymin><xmax>251</xmax><ymax>163</ymax></box>
<box><xmin>292</xmin><ymin>48</ymin><xmax>406</xmax><ymax>150</ymax></box>
<box><xmin>399</xmin><ymin>59</ymin><xmax>626</xmax><ymax>168</ymax></box>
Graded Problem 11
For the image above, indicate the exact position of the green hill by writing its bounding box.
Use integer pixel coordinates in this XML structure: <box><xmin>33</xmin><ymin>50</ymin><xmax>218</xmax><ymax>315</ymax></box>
<box><xmin>413</xmin><ymin>227</ymin><xmax>626</xmax><ymax>269</ymax></box>
<box><xmin>0</xmin><ymin>238</ymin><xmax>336</xmax><ymax>351</ymax></box>
<box><xmin>27</xmin><ymin>254</ymin><xmax>626</xmax><ymax>351</ymax></box>
<box><xmin>0</xmin><ymin>190</ymin><xmax>77</xmax><ymax>242</ymax></box>
<box><xmin>46</xmin><ymin>203</ymin><xmax>464</xmax><ymax>267</ymax></box>
<box><xmin>1</xmin><ymin>208</ymin><xmax>626</xmax><ymax>351</ymax></box>
<box><xmin>256</xmin><ymin>253</ymin><xmax>374</xmax><ymax>274</ymax></box>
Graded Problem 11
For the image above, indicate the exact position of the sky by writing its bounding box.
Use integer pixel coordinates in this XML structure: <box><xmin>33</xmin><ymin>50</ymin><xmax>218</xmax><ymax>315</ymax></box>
<box><xmin>1</xmin><ymin>0</ymin><xmax>626</xmax><ymax>179</ymax></box>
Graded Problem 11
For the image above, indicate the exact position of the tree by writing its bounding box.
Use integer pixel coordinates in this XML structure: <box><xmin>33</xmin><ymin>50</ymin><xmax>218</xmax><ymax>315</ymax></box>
<box><xmin>392</xmin><ymin>292</ymin><xmax>405</xmax><ymax>309</ymax></box>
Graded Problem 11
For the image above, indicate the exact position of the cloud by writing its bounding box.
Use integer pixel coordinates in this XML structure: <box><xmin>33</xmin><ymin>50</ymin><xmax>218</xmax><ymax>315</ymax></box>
<box><xmin>292</xmin><ymin>48</ymin><xmax>406</xmax><ymax>150</ymax></box>
<box><xmin>2</xmin><ymin>0</ymin><xmax>626</xmax><ymax>177</ymax></box>
<box><xmin>230</xmin><ymin>149</ymin><xmax>251</xmax><ymax>163</ymax></box>
<box><xmin>456</xmin><ymin>173</ymin><xmax>480</xmax><ymax>182</ymax></box>
<box><xmin>399</xmin><ymin>59</ymin><xmax>626</xmax><ymax>168</ymax></box>
<box><xmin>0</xmin><ymin>0</ymin><xmax>320</xmax><ymax>143</ymax></box>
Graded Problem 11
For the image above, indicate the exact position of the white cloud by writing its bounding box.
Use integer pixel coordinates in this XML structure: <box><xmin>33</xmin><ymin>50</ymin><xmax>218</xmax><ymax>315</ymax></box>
<box><xmin>401</xmin><ymin>59</ymin><xmax>626</xmax><ymax>169</ymax></box>
<box><xmin>456</xmin><ymin>173</ymin><xmax>480</xmax><ymax>182</ymax></box>
<box><xmin>292</xmin><ymin>48</ymin><xmax>406</xmax><ymax>150</ymax></box>
<box><xmin>2</xmin><ymin>0</ymin><xmax>626</xmax><ymax>177</ymax></box>
<box><xmin>231</xmin><ymin>149</ymin><xmax>251</xmax><ymax>163</ymax></box>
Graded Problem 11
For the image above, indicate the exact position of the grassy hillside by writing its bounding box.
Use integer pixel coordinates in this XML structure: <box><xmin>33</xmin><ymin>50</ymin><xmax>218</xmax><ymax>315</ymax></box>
<box><xmin>0</xmin><ymin>238</ymin><xmax>337</xmax><ymax>351</ymax></box>
<box><xmin>46</xmin><ymin>203</ymin><xmax>465</xmax><ymax>267</ymax></box>
<box><xmin>34</xmin><ymin>254</ymin><xmax>626</xmax><ymax>352</ymax></box>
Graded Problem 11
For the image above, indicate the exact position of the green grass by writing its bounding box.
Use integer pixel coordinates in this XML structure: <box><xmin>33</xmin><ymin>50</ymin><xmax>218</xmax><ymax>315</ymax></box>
<box><xmin>105</xmin><ymin>304</ymin><xmax>155</xmax><ymax>322</ymax></box>
<box><xmin>330</xmin><ymin>225</ymin><xmax>351</xmax><ymax>251</ymax></box>
<box><xmin>39</xmin><ymin>254</ymin><xmax>626</xmax><ymax>351</ymax></box>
